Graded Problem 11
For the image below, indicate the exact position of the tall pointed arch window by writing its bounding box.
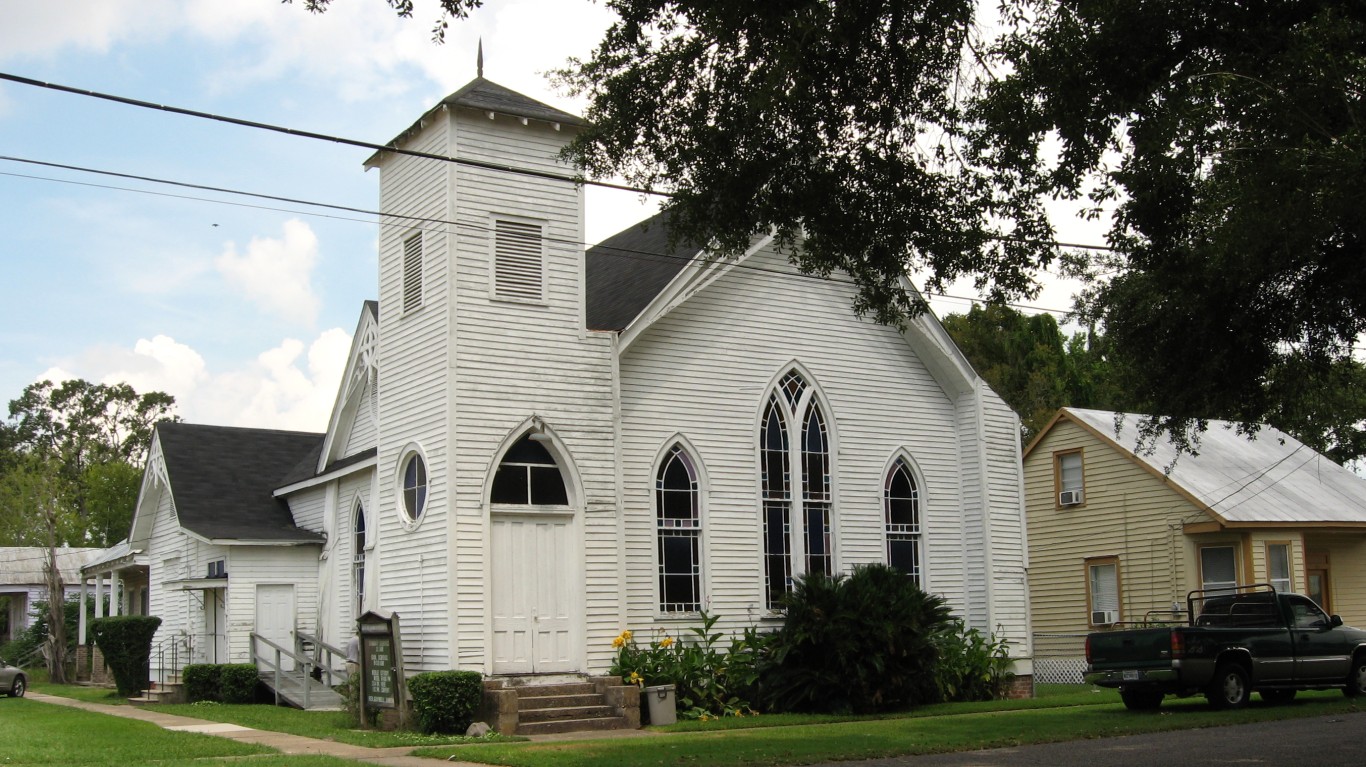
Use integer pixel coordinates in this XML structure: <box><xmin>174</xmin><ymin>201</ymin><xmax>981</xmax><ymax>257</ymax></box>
<box><xmin>352</xmin><ymin>501</ymin><xmax>367</xmax><ymax>616</ymax></box>
<box><xmin>491</xmin><ymin>434</ymin><xmax>569</xmax><ymax>506</ymax></box>
<box><xmin>761</xmin><ymin>369</ymin><xmax>834</xmax><ymax>609</ymax></box>
<box><xmin>885</xmin><ymin>458</ymin><xmax>922</xmax><ymax>583</ymax></box>
<box><xmin>656</xmin><ymin>444</ymin><xmax>701</xmax><ymax>613</ymax></box>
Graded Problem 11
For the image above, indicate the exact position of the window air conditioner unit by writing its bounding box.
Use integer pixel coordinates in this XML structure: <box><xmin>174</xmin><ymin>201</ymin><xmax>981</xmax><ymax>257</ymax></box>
<box><xmin>1092</xmin><ymin>610</ymin><xmax>1119</xmax><ymax>626</ymax></box>
<box><xmin>1059</xmin><ymin>489</ymin><xmax>1084</xmax><ymax>506</ymax></box>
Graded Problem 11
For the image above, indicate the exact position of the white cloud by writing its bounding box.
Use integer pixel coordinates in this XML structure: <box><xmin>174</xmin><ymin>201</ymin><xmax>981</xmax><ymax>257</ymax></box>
<box><xmin>215</xmin><ymin>218</ymin><xmax>322</xmax><ymax>326</ymax></box>
<box><xmin>35</xmin><ymin>329</ymin><xmax>351</xmax><ymax>433</ymax></box>
<box><xmin>0</xmin><ymin>0</ymin><xmax>178</xmax><ymax>61</ymax></box>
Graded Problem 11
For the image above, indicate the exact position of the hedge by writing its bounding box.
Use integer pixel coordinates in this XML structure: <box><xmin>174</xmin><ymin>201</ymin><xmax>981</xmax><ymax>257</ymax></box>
<box><xmin>184</xmin><ymin>663</ymin><xmax>260</xmax><ymax>703</ymax></box>
<box><xmin>89</xmin><ymin>615</ymin><xmax>161</xmax><ymax>696</ymax></box>
<box><xmin>407</xmin><ymin>670</ymin><xmax>483</xmax><ymax>734</ymax></box>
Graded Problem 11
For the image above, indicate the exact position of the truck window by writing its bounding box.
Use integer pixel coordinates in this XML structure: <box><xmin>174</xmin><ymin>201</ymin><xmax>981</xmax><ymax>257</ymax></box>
<box><xmin>1288</xmin><ymin>596</ymin><xmax>1329</xmax><ymax>629</ymax></box>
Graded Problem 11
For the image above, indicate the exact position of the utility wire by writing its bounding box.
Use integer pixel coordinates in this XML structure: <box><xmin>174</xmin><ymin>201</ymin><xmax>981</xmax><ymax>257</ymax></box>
<box><xmin>0</xmin><ymin>156</ymin><xmax>1077</xmax><ymax>317</ymax></box>
<box><xmin>0</xmin><ymin>71</ymin><xmax>1117</xmax><ymax>255</ymax></box>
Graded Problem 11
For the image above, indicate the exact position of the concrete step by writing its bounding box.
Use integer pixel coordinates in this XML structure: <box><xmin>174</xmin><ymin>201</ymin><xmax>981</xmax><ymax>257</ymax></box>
<box><xmin>508</xmin><ymin>682</ymin><xmax>597</xmax><ymax>697</ymax></box>
<box><xmin>519</xmin><ymin>704</ymin><xmax>615</xmax><ymax>723</ymax></box>
<box><xmin>516</xmin><ymin>715</ymin><xmax>633</xmax><ymax>736</ymax></box>
<box><xmin>517</xmin><ymin>693</ymin><xmax>604</xmax><ymax>710</ymax></box>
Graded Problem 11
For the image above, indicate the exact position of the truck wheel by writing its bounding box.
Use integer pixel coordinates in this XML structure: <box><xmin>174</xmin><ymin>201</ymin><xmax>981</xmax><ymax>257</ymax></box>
<box><xmin>1259</xmin><ymin>689</ymin><xmax>1296</xmax><ymax>705</ymax></box>
<box><xmin>1344</xmin><ymin>656</ymin><xmax>1366</xmax><ymax>698</ymax></box>
<box><xmin>1120</xmin><ymin>688</ymin><xmax>1164</xmax><ymax>711</ymax></box>
<box><xmin>1206</xmin><ymin>663</ymin><xmax>1250</xmax><ymax>710</ymax></box>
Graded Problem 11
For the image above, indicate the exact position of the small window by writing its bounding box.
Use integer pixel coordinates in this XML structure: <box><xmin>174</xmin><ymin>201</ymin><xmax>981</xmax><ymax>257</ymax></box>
<box><xmin>1288</xmin><ymin>595</ymin><xmax>1329</xmax><ymax>629</ymax></box>
<box><xmin>491</xmin><ymin>434</ymin><xmax>568</xmax><ymax>505</ymax></box>
<box><xmin>1087</xmin><ymin>557</ymin><xmax>1120</xmax><ymax>625</ymax></box>
<box><xmin>1055</xmin><ymin>450</ymin><xmax>1084</xmax><ymax>505</ymax></box>
<box><xmin>885</xmin><ymin>458</ymin><xmax>922</xmax><ymax>583</ymax></box>
<box><xmin>402</xmin><ymin>453</ymin><xmax>428</xmax><ymax>521</ymax></box>
<box><xmin>657</xmin><ymin>445</ymin><xmax>701</xmax><ymax>613</ymax></box>
<box><xmin>1200</xmin><ymin>545</ymin><xmax>1238</xmax><ymax>592</ymax></box>
<box><xmin>206</xmin><ymin>560</ymin><xmax>226</xmax><ymax>579</ymax></box>
<box><xmin>1266</xmin><ymin>543</ymin><xmax>1291</xmax><ymax>593</ymax></box>
<box><xmin>493</xmin><ymin>219</ymin><xmax>543</xmax><ymax>301</ymax></box>
<box><xmin>402</xmin><ymin>233</ymin><xmax>423</xmax><ymax>312</ymax></box>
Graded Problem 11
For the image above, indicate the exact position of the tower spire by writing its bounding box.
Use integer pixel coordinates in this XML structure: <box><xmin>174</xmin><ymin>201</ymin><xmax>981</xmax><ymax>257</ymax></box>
<box><xmin>477</xmin><ymin>38</ymin><xmax>484</xmax><ymax>78</ymax></box>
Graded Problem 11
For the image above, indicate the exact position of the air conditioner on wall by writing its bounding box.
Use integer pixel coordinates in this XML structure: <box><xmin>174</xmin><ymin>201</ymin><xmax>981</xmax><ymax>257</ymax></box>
<box><xmin>1059</xmin><ymin>489</ymin><xmax>1084</xmax><ymax>506</ymax></box>
<box><xmin>1091</xmin><ymin>610</ymin><xmax>1119</xmax><ymax>626</ymax></box>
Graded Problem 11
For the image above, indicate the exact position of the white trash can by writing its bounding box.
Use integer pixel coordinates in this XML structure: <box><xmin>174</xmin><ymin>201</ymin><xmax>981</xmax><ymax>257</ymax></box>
<box><xmin>643</xmin><ymin>684</ymin><xmax>676</xmax><ymax>726</ymax></box>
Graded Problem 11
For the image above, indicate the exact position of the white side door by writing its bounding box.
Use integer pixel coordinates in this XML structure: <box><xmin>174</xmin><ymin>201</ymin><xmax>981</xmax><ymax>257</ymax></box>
<box><xmin>491</xmin><ymin>514</ymin><xmax>575</xmax><ymax>674</ymax></box>
<box><xmin>255</xmin><ymin>584</ymin><xmax>296</xmax><ymax>671</ymax></box>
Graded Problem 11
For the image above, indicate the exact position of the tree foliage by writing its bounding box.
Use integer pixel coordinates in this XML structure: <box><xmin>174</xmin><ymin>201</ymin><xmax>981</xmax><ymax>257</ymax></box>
<box><xmin>0</xmin><ymin>379</ymin><xmax>176</xmax><ymax>547</ymax></box>
<box><xmin>972</xmin><ymin>0</ymin><xmax>1366</xmax><ymax>455</ymax></box>
<box><xmin>284</xmin><ymin>0</ymin><xmax>483</xmax><ymax>41</ymax></box>
<box><xmin>942</xmin><ymin>305</ymin><xmax>1129</xmax><ymax>441</ymax></box>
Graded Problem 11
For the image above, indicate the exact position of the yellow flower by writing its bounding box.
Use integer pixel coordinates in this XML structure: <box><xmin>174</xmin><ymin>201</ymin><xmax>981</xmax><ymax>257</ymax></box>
<box><xmin>659</xmin><ymin>637</ymin><xmax>674</xmax><ymax>648</ymax></box>
<box><xmin>622</xmin><ymin>630</ymin><xmax>633</xmax><ymax>642</ymax></box>
<box><xmin>628</xmin><ymin>671</ymin><xmax>643</xmax><ymax>685</ymax></box>
<box><xmin>612</xmin><ymin>635</ymin><xmax>625</xmax><ymax>649</ymax></box>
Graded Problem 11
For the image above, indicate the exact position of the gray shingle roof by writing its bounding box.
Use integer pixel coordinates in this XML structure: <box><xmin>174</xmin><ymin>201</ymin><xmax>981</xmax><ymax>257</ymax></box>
<box><xmin>442</xmin><ymin>77</ymin><xmax>584</xmax><ymax>126</ymax></box>
<box><xmin>156</xmin><ymin>422</ymin><xmax>325</xmax><ymax>543</ymax></box>
<box><xmin>0</xmin><ymin>547</ymin><xmax>101</xmax><ymax>586</ymax></box>
<box><xmin>585</xmin><ymin>210</ymin><xmax>702</xmax><ymax>331</ymax></box>
<box><xmin>1065</xmin><ymin>408</ymin><xmax>1366</xmax><ymax>525</ymax></box>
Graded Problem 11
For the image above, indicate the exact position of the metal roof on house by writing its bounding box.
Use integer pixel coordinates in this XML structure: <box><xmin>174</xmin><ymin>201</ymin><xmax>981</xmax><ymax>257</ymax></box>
<box><xmin>1064</xmin><ymin>408</ymin><xmax>1366</xmax><ymax>526</ymax></box>
<box><xmin>585</xmin><ymin>210</ymin><xmax>701</xmax><ymax>331</ymax></box>
<box><xmin>0</xmin><ymin>547</ymin><xmax>102</xmax><ymax>586</ymax></box>
<box><xmin>156</xmin><ymin>422</ymin><xmax>325</xmax><ymax>543</ymax></box>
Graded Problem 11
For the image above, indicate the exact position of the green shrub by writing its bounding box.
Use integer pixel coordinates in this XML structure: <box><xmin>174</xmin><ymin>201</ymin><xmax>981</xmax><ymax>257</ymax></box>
<box><xmin>89</xmin><ymin>615</ymin><xmax>161</xmax><ymax>696</ymax></box>
<box><xmin>183</xmin><ymin>664</ymin><xmax>220</xmax><ymax>702</ymax></box>
<box><xmin>931</xmin><ymin>619</ymin><xmax>1015</xmax><ymax>702</ymax></box>
<box><xmin>758</xmin><ymin>564</ymin><xmax>952</xmax><ymax>714</ymax></box>
<box><xmin>220</xmin><ymin>664</ymin><xmax>259</xmax><ymax>703</ymax></box>
<box><xmin>609</xmin><ymin>612</ymin><xmax>769</xmax><ymax>719</ymax></box>
<box><xmin>407</xmin><ymin>670</ymin><xmax>483</xmax><ymax>734</ymax></box>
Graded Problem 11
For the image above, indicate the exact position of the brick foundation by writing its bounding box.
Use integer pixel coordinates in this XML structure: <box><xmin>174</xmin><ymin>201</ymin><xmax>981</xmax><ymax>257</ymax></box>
<box><xmin>1004</xmin><ymin>674</ymin><xmax>1035</xmax><ymax>699</ymax></box>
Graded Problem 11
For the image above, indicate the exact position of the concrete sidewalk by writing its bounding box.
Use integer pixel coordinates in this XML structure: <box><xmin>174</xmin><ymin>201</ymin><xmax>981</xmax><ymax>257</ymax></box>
<box><xmin>27</xmin><ymin>692</ymin><xmax>480</xmax><ymax>767</ymax></box>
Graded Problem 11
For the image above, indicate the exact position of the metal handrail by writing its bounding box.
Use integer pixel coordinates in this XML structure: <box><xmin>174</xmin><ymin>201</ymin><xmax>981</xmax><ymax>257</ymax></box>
<box><xmin>250</xmin><ymin>632</ymin><xmax>317</xmax><ymax>709</ymax></box>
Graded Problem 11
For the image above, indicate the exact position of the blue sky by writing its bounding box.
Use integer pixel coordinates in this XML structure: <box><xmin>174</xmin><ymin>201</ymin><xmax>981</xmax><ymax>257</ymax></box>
<box><xmin>0</xmin><ymin>0</ymin><xmax>1096</xmax><ymax>432</ymax></box>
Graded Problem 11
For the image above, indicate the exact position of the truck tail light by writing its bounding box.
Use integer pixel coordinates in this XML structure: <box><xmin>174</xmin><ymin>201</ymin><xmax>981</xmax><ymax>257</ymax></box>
<box><xmin>1085</xmin><ymin>634</ymin><xmax>1092</xmax><ymax>664</ymax></box>
<box><xmin>1170</xmin><ymin>629</ymin><xmax>1185</xmax><ymax>660</ymax></box>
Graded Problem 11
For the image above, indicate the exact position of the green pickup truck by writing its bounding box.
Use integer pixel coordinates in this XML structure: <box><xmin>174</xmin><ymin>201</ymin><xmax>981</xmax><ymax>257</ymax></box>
<box><xmin>1085</xmin><ymin>585</ymin><xmax>1366</xmax><ymax>710</ymax></box>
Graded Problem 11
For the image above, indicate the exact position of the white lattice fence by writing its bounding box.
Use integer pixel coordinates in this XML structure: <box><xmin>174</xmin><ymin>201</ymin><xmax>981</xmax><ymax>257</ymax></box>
<box><xmin>1033</xmin><ymin>633</ymin><xmax>1089</xmax><ymax>685</ymax></box>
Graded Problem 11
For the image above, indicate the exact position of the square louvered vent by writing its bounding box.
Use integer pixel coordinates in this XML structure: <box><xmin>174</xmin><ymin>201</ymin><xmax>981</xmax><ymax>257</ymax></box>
<box><xmin>494</xmin><ymin>219</ymin><xmax>544</xmax><ymax>300</ymax></box>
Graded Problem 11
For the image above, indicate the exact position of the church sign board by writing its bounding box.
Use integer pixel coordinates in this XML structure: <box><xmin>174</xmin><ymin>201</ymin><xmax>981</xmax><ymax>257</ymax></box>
<box><xmin>356</xmin><ymin>609</ymin><xmax>407</xmax><ymax>728</ymax></box>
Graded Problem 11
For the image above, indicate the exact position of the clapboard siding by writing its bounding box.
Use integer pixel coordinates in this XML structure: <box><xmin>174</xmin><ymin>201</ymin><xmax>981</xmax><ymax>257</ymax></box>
<box><xmin>145</xmin><ymin>477</ymin><xmax>188</xmax><ymax>656</ymax></box>
<box><xmin>227</xmin><ymin>546</ymin><xmax>320</xmax><ymax>664</ymax></box>
<box><xmin>981</xmin><ymin>388</ymin><xmax>1030</xmax><ymax>655</ymax></box>
<box><xmin>617</xmin><ymin>246</ymin><xmax>1002</xmax><ymax>642</ymax></box>
<box><xmin>288</xmin><ymin>488</ymin><xmax>327</xmax><ymax>535</ymax></box>
<box><xmin>344</xmin><ymin>374</ymin><xmax>378</xmax><ymax>457</ymax></box>
<box><xmin>373</xmin><ymin>118</ymin><xmax>453</xmax><ymax>671</ymax></box>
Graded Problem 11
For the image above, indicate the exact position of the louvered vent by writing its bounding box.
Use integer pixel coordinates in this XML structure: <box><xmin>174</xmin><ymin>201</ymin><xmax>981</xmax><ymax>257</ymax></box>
<box><xmin>402</xmin><ymin>233</ymin><xmax>423</xmax><ymax>311</ymax></box>
<box><xmin>494</xmin><ymin>219</ymin><xmax>543</xmax><ymax>300</ymax></box>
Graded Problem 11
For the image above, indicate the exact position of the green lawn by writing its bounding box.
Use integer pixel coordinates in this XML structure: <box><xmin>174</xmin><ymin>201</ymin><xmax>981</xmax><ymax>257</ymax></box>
<box><xmin>0</xmin><ymin>696</ymin><xmax>272</xmax><ymax>766</ymax></box>
<box><xmin>31</xmin><ymin>681</ymin><xmax>131</xmax><ymax>705</ymax></box>
<box><xmin>415</xmin><ymin>691</ymin><xmax>1363</xmax><ymax>767</ymax></box>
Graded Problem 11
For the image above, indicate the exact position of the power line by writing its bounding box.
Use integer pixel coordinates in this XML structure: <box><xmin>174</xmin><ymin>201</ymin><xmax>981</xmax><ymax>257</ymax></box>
<box><xmin>0</xmin><ymin>70</ymin><xmax>1117</xmax><ymax>256</ymax></box>
<box><xmin>0</xmin><ymin>156</ymin><xmax>1077</xmax><ymax>318</ymax></box>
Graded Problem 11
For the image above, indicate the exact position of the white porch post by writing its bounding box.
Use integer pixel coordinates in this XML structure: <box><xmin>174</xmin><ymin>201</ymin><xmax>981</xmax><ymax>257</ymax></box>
<box><xmin>94</xmin><ymin>574</ymin><xmax>106</xmax><ymax>621</ymax></box>
<box><xmin>111</xmin><ymin>572</ymin><xmax>123</xmax><ymax>617</ymax></box>
<box><xmin>78</xmin><ymin>577</ymin><xmax>89</xmax><ymax>644</ymax></box>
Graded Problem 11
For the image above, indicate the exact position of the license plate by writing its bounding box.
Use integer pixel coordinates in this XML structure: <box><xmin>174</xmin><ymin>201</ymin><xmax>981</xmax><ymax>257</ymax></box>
<box><xmin>1123</xmin><ymin>670</ymin><xmax>1140</xmax><ymax>681</ymax></box>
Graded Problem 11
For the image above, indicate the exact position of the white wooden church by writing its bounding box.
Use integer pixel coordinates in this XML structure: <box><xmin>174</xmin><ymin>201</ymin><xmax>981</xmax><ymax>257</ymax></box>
<box><xmin>85</xmin><ymin>75</ymin><xmax>1033</xmax><ymax>698</ymax></box>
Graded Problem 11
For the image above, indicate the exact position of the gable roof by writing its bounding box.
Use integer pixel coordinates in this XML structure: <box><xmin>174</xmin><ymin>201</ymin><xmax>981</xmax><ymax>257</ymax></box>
<box><xmin>585</xmin><ymin>210</ymin><xmax>701</xmax><ymax>331</ymax></box>
<box><xmin>0</xmin><ymin>547</ymin><xmax>101</xmax><ymax>586</ymax></box>
<box><xmin>1044</xmin><ymin>408</ymin><xmax>1366</xmax><ymax>527</ymax></box>
<box><xmin>156</xmin><ymin>422</ymin><xmax>325</xmax><ymax>544</ymax></box>
<box><xmin>367</xmin><ymin>77</ymin><xmax>584</xmax><ymax>167</ymax></box>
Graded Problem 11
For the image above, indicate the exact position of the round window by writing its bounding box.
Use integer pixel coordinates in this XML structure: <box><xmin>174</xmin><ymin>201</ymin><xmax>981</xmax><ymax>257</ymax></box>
<box><xmin>402</xmin><ymin>453</ymin><xmax>427</xmax><ymax>522</ymax></box>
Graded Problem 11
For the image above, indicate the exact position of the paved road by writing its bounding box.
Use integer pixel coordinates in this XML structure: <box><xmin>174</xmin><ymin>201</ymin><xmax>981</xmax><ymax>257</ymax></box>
<box><xmin>806</xmin><ymin>709</ymin><xmax>1364</xmax><ymax>767</ymax></box>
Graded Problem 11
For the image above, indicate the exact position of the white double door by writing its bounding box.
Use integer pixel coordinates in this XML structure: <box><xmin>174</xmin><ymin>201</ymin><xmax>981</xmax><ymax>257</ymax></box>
<box><xmin>490</xmin><ymin>513</ymin><xmax>576</xmax><ymax>674</ymax></box>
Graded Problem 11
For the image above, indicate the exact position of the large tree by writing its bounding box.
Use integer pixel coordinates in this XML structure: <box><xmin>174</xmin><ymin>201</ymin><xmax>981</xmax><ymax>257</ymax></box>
<box><xmin>301</xmin><ymin>1</ymin><xmax>1366</xmax><ymax>458</ymax></box>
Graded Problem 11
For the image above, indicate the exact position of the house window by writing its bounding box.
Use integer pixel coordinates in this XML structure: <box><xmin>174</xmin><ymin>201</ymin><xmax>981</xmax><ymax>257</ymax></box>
<box><xmin>1087</xmin><ymin>556</ymin><xmax>1120</xmax><ymax>626</ymax></box>
<box><xmin>493</xmin><ymin>219</ymin><xmax>544</xmax><ymax>301</ymax></box>
<box><xmin>1200</xmin><ymin>545</ymin><xmax>1238</xmax><ymax>592</ymax></box>
<box><xmin>656</xmin><ymin>444</ymin><xmax>701</xmax><ymax>613</ymax></box>
<box><xmin>1266</xmin><ymin>543</ymin><xmax>1291</xmax><ymax>593</ymax></box>
<box><xmin>1055</xmin><ymin>450</ymin><xmax>1084</xmax><ymax>505</ymax></box>
<box><xmin>353</xmin><ymin>502</ymin><xmax>367</xmax><ymax>616</ymax></box>
<box><xmin>491</xmin><ymin>434</ymin><xmax>568</xmax><ymax>506</ymax></box>
<box><xmin>885</xmin><ymin>457</ymin><xmax>922</xmax><ymax>583</ymax></box>
<box><xmin>402</xmin><ymin>232</ymin><xmax>423</xmax><ymax>312</ymax></box>
<box><xmin>206</xmin><ymin>559</ymin><xmax>226</xmax><ymax>578</ymax></box>
<box><xmin>760</xmin><ymin>369</ymin><xmax>834</xmax><ymax>610</ymax></box>
<box><xmin>401</xmin><ymin>453</ymin><xmax>428</xmax><ymax>522</ymax></box>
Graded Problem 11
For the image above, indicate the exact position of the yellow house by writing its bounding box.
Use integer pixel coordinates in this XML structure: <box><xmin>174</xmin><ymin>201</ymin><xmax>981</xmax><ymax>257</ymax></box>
<box><xmin>1024</xmin><ymin>408</ymin><xmax>1366</xmax><ymax>683</ymax></box>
